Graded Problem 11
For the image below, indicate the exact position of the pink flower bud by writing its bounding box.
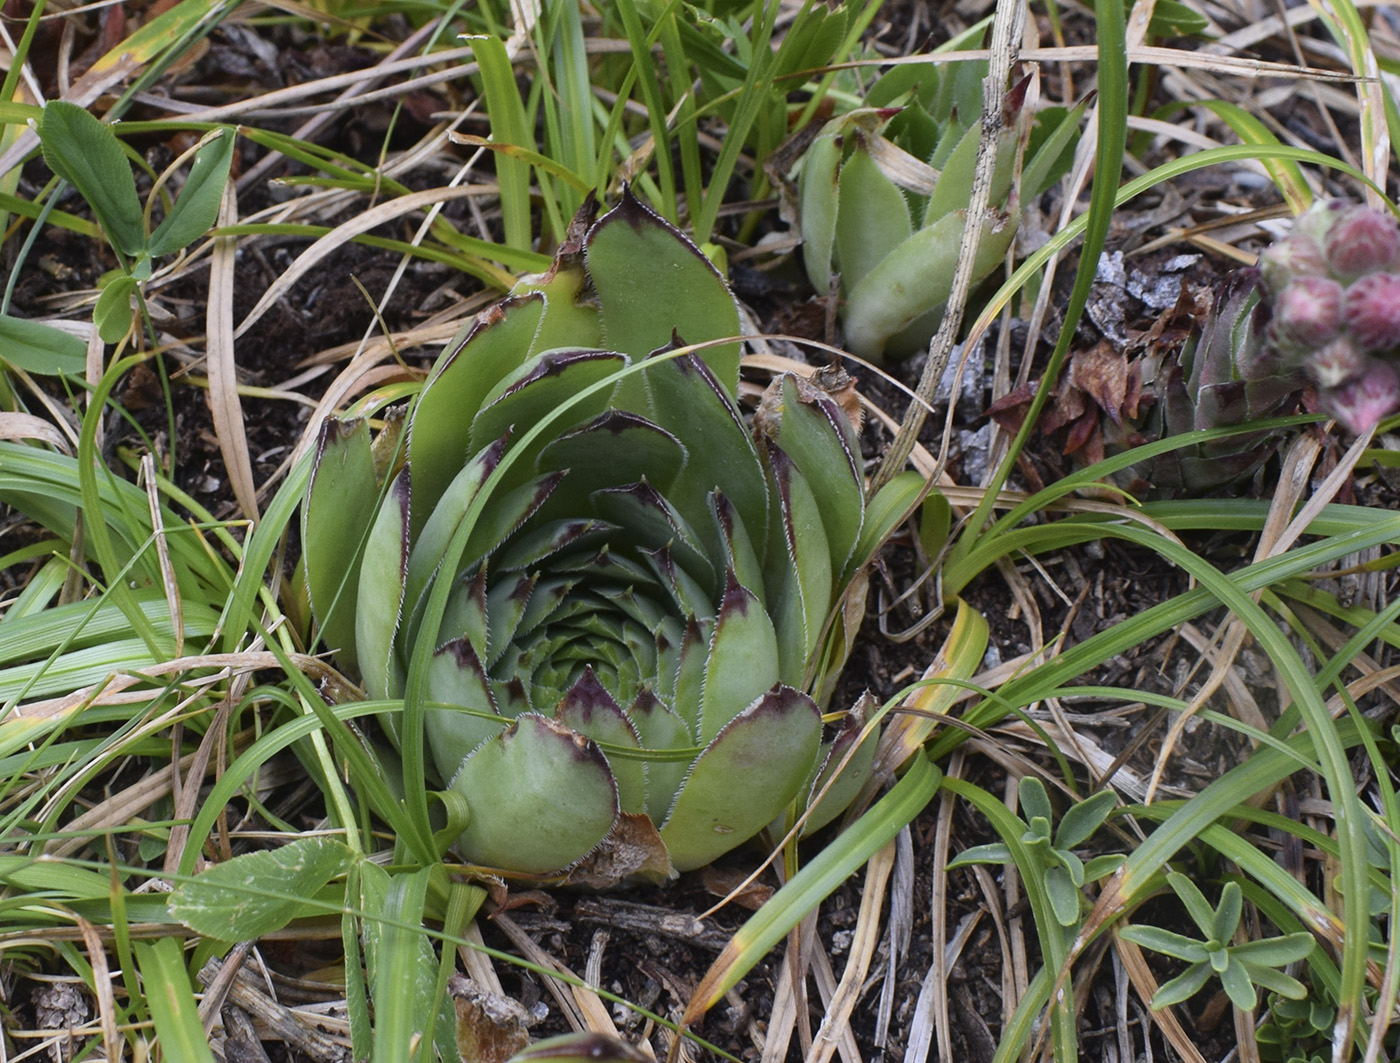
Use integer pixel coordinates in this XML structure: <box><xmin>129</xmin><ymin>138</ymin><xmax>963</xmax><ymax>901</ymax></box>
<box><xmin>1270</xmin><ymin>275</ymin><xmax>1343</xmax><ymax>349</ymax></box>
<box><xmin>1320</xmin><ymin>358</ymin><xmax>1400</xmax><ymax>434</ymax></box>
<box><xmin>1258</xmin><ymin>234</ymin><xmax>1328</xmax><ymax>298</ymax></box>
<box><xmin>1305</xmin><ymin>337</ymin><xmax>1364</xmax><ymax>389</ymax></box>
<box><xmin>1323</xmin><ymin>207</ymin><xmax>1400</xmax><ymax>278</ymax></box>
<box><xmin>1343</xmin><ymin>272</ymin><xmax>1400</xmax><ymax>351</ymax></box>
<box><xmin>1293</xmin><ymin>198</ymin><xmax>1350</xmax><ymax>247</ymax></box>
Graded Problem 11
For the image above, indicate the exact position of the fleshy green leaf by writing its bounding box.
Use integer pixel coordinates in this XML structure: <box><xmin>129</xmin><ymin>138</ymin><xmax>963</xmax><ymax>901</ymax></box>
<box><xmin>834</xmin><ymin>140</ymin><xmax>912</xmax><ymax>285</ymax></box>
<box><xmin>698</xmin><ymin>572</ymin><xmax>780</xmax><ymax>744</ymax></box>
<box><xmin>585</xmin><ymin>189</ymin><xmax>741</xmax><ymax>395</ymax></box>
<box><xmin>303</xmin><ymin>417</ymin><xmax>379</xmax><ymax>672</ymax></box>
<box><xmin>357</xmin><ymin>467</ymin><xmax>412</xmax><ymax>701</ymax></box>
<box><xmin>842</xmin><ymin>207</ymin><xmax>1019</xmax><ymax>361</ymax></box>
<box><xmin>410</xmin><ymin>295</ymin><xmax>545</xmax><ymax>526</ymax></box>
<box><xmin>660</xmin><ymin>685</ymin><xmax>821</xmax><ymax>871</ymax></box>
<box><xmin>450</xmin><ymin>714</ymin><xmax>618</xmax><ymax>875</ymax></box>
<box><xmin>799</xmin><ymin>132</ymin><xmax>841</xmax><ymax>295</ymax></box>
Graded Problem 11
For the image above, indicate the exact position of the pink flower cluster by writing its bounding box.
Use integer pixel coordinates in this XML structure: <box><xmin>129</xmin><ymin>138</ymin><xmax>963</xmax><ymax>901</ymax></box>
<box><xmin>1258</xmin><ymin>201</ymin><xmax>1400</xmax><ymax>434</ymax></box>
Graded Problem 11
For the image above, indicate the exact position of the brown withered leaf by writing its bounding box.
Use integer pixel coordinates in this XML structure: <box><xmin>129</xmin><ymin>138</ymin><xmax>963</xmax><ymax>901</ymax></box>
<box><xmin>700</xmin><ymin>865</ymin><xmax>775</xmax><ymax>911</ymax></box>
<box><xmin>986</xmin><ymin>342</ymin><xmax>1144</xmax><ymax>462</ymax></box>
<box><xmin>985</xmin><ymin>384</ymin><xmax>1038</xmax><ymax>434</ymax></box>
<box><xmin>1068</xmin><ymin>341</ymin><xmax>1137</xmax><ymax>426</ymax></box>
<box><xmin>561</xmin><ymin>813</ymin><xmax>673</xmax><ymax>889</ymax></box>
<box><xmin>450</xmin><ymin>976</ymin><xmax>532</xmax><ymax>1063</ymax></box>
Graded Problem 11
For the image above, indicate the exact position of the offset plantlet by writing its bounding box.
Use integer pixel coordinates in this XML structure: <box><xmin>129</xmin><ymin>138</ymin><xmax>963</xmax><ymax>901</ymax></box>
<box><xmin>302</xmin><ymin>190</ymin><xmax>924</xmax><ymax>885</ymax></box>
<box><xmin>949</xmin><ymin>776</ymin><xmax>1120</xmax><ymax>927</ymax></box>
<box><xmin>1124</xmin><ymin>270</ymin><xmax>1309</xmax><ymax>495</ymax></box>
<box><xmin>791</xmin><ymin>55</ymin><xmax>1081</xmax><ymax>362</ymax></box>
<box><xmin>1119</xmin><ymin>871</ymin><xmax>1316</xmax><ymax>1011</ymax></box>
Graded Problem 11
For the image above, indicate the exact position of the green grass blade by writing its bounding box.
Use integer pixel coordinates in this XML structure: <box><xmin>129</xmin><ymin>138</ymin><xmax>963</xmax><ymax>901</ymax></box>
<box><xmin>470</xmin><ymin>34</ymin><xmax>534</xmax><ymax>252</ymax></box>
<box><xmin>948</xmin><ymin>0</ymin><xmax>1128</xmax><ymax>579</ymax></box>
<box><xmin>133</xmin><ymin>937</ymin><xmax>216</xmax><ymax>1063</ymax></box>
<box><xmin>682</xmin><ymin>752</ymin><xmax>942</xmax><ymax>1020</ymax></box>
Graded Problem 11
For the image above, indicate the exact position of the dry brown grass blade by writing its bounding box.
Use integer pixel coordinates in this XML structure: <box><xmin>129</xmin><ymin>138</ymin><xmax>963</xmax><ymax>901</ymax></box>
<box><xmin>139</xmin><ymin>453</ymin><xmax>184</xmax><ymax>657</ymax></box>
<box><xmin>489</xmin><ymin>911</ymin><xmax>622</xmax><ymax>1037</ymax></box>
<box><xmin>805</xmin><ymin>839</ymin><xmax>894</xmax><ymax>1063</ymax></box>
<box><xmin>1111</xmin><ymin>932</ymin><xmax>1210</xmax><ymax>1063</ymax></box>
<box><xmin>871</xmin><ymin>0</ymin><xmax>1024</xmax><ymax>492</ymax></box>
<box><xmin>196</xmin><ymin>954</ymin><xmax>352</xmax><ymax>1062</ymax></box>
<box><xmin>44</xmin><ymin>726</ymin><xmax>255</xmax><ymax>860</ymax></box>
<box><xmin>807</xmin><ymin>943</ymin><xmax>864</xmax><ymax>1063</ymax></box>
<box><xmin>0</xmin><ymin>51</ymin><xmax>143</xmax><ymax>177</ymax></box>
<box><xmin>138</xmin><ymin>44</ymin><xmax>481</xmax><ymax>124</ymax></box>
<box><xmin>0</xmin><ymin>410</ymin><xmax>70</xmax><ymax>450</ymax></box>
<box><xmin>903</xmin><ymin>905</ymin><xmax>986</xmax><ymax>1063</ymax></box>
<box><xmin>206</xmin><ymin>170</ymin><xmax>259</xmax><ymax>519</ymax></box>
<box><xmin>12</xmin><ymin>651</ymin><xmax>338</xmax><ymax>722</ymax></box>
<box><xmin>233</xmin><ymin>184</ymin><xmax>497</xmax><ymax>339</ymax></box>
<box><xmin>75</xmin><ymin>913</ymin><xmax>119</xmax><ymax>1061</ymax></box>
<box><xmin>756</xmin><ymin>910</ymin><xmax>819</xmax><ymax>1063</ymax></box>
<box><xmin>236</xmin><ymin>18</ymin><xmax>448</xmax><ymax>191</ymax></box>
<box><xmin>929</xmin><ymin>753</ymin><xmax>960</xmax><ymax>1063</ymax></box>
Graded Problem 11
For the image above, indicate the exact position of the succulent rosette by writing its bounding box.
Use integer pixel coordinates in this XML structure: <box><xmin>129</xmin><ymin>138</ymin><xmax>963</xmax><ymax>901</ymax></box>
<box><xmin>1126</xmin><ymin>271</ymin><xmax>1307</xmax><ymax>495</ymax></box>
<box><xmin>791</xmin><ymin>56</ymin><xmax>1080</xmax><ymax>362</ymax></box>
<box><xmin>301</xmin><ymin>191</ymin><xmax>922</xmax><ymax>884</ymax></box>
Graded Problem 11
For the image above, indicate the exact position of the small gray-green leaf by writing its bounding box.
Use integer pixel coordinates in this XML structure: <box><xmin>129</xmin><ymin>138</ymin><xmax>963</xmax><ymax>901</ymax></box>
<box><xmin>39</xmin><ymin>101</ymin><xmax>145</xmax><ymax>257</ymax></box>
<box><xmin>1054</xmin><ymin>789</ymin><xmax>1117</xmax><ymax>850</ymax></box>
<box><xmin>1219</xmin><ymin>956</ymin><xmax>1258</xmax><ymax>1012</ymax></box>
<box><xmin>0</xmin><ymin>315</ymin><xmax>85</xmax><ymax>374</ymax></box>
<box><xmin>947</xmin><ymin>841</ymin><xmax>1013</xmax><ymax>869</ymax></box>
<box><xmin>1150</xmin><ymin>962</ymin><xmax>1213</xmax><ymax>1009</ymax></box>
<box><xmin>1230</xmin><ymin>931</ymin><xmax>1316</xmax><ymax>967</ymax></box>
<box><xmin>148</xmin><ymin>128</ymin><xmax>236</xmax><ymax>257</ymax></box>
<box><xmin>1119</xmin><ymin>924</ymin><xmax>1209</xmax><ymax>963</ymax></box>
<box><xmin>94</xmin><ymin>275</ymin><xmax>139</xmax><ymax>344</ymax></box>
<box><xmin>1018</xmin><ymin>776</ymin><xmax>1053</xmax><ymax>826</ymax></box>
<box><xmin>169</xmin><ymin>835</ymin><xmax>353</xmax><ymax>941</ymax></box>
<box><xmin>1045</xmin><ymin>865</ymin><xmax>1082</xmax><ymax>927</ymax></box>
<box><xmin>1166</xmin><ymin>870</ymin><xmax>1219</xmax><ymax>939</ymax></box>
<box><xmin>1210</xmin><ymin>881</ymin><xmax>1243</xmax><ymax>944</ymax></box>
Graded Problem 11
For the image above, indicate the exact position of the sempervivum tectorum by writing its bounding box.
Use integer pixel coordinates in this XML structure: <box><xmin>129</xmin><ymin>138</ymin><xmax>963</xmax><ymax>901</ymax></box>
<box><xmin>300</xmin><ymin>191</ymin><xmax>924</xmax><ymax>885</ymax></box>
<box><xmin>1259</xmin><ymin>199</ymin><xmax>1400</xmax><ymax>433</ymax></box>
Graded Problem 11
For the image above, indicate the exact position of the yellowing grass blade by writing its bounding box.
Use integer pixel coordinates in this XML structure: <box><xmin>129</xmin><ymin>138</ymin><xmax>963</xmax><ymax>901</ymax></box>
<box><xmin>857</xmin><ymin>596</ymin><xmax>987</xmax><ymax>808</ymax></box>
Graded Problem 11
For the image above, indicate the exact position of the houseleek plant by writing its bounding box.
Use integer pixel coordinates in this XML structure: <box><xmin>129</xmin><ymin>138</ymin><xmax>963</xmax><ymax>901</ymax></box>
<box><xmin>301</xmin><ymin>191</ymin><xmax>923</xmax><ymax>884</ymax></box>
<box><xmin>792</xmin><ymin>57</ymin><xmax>1081</xmax><ymax>362</ymax></box>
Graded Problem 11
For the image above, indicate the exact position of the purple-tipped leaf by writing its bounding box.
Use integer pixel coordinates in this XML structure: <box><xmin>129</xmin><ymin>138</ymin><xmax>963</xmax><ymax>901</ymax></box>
<box><xmin>659</xmin><ymin>685</ymin><xmax>822</xmax><ymax>872</ymax></box>
<box><xmin>450</xmin><ymin>714</ymin><xmax>619</xmax><ymax>875</ymax></box>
